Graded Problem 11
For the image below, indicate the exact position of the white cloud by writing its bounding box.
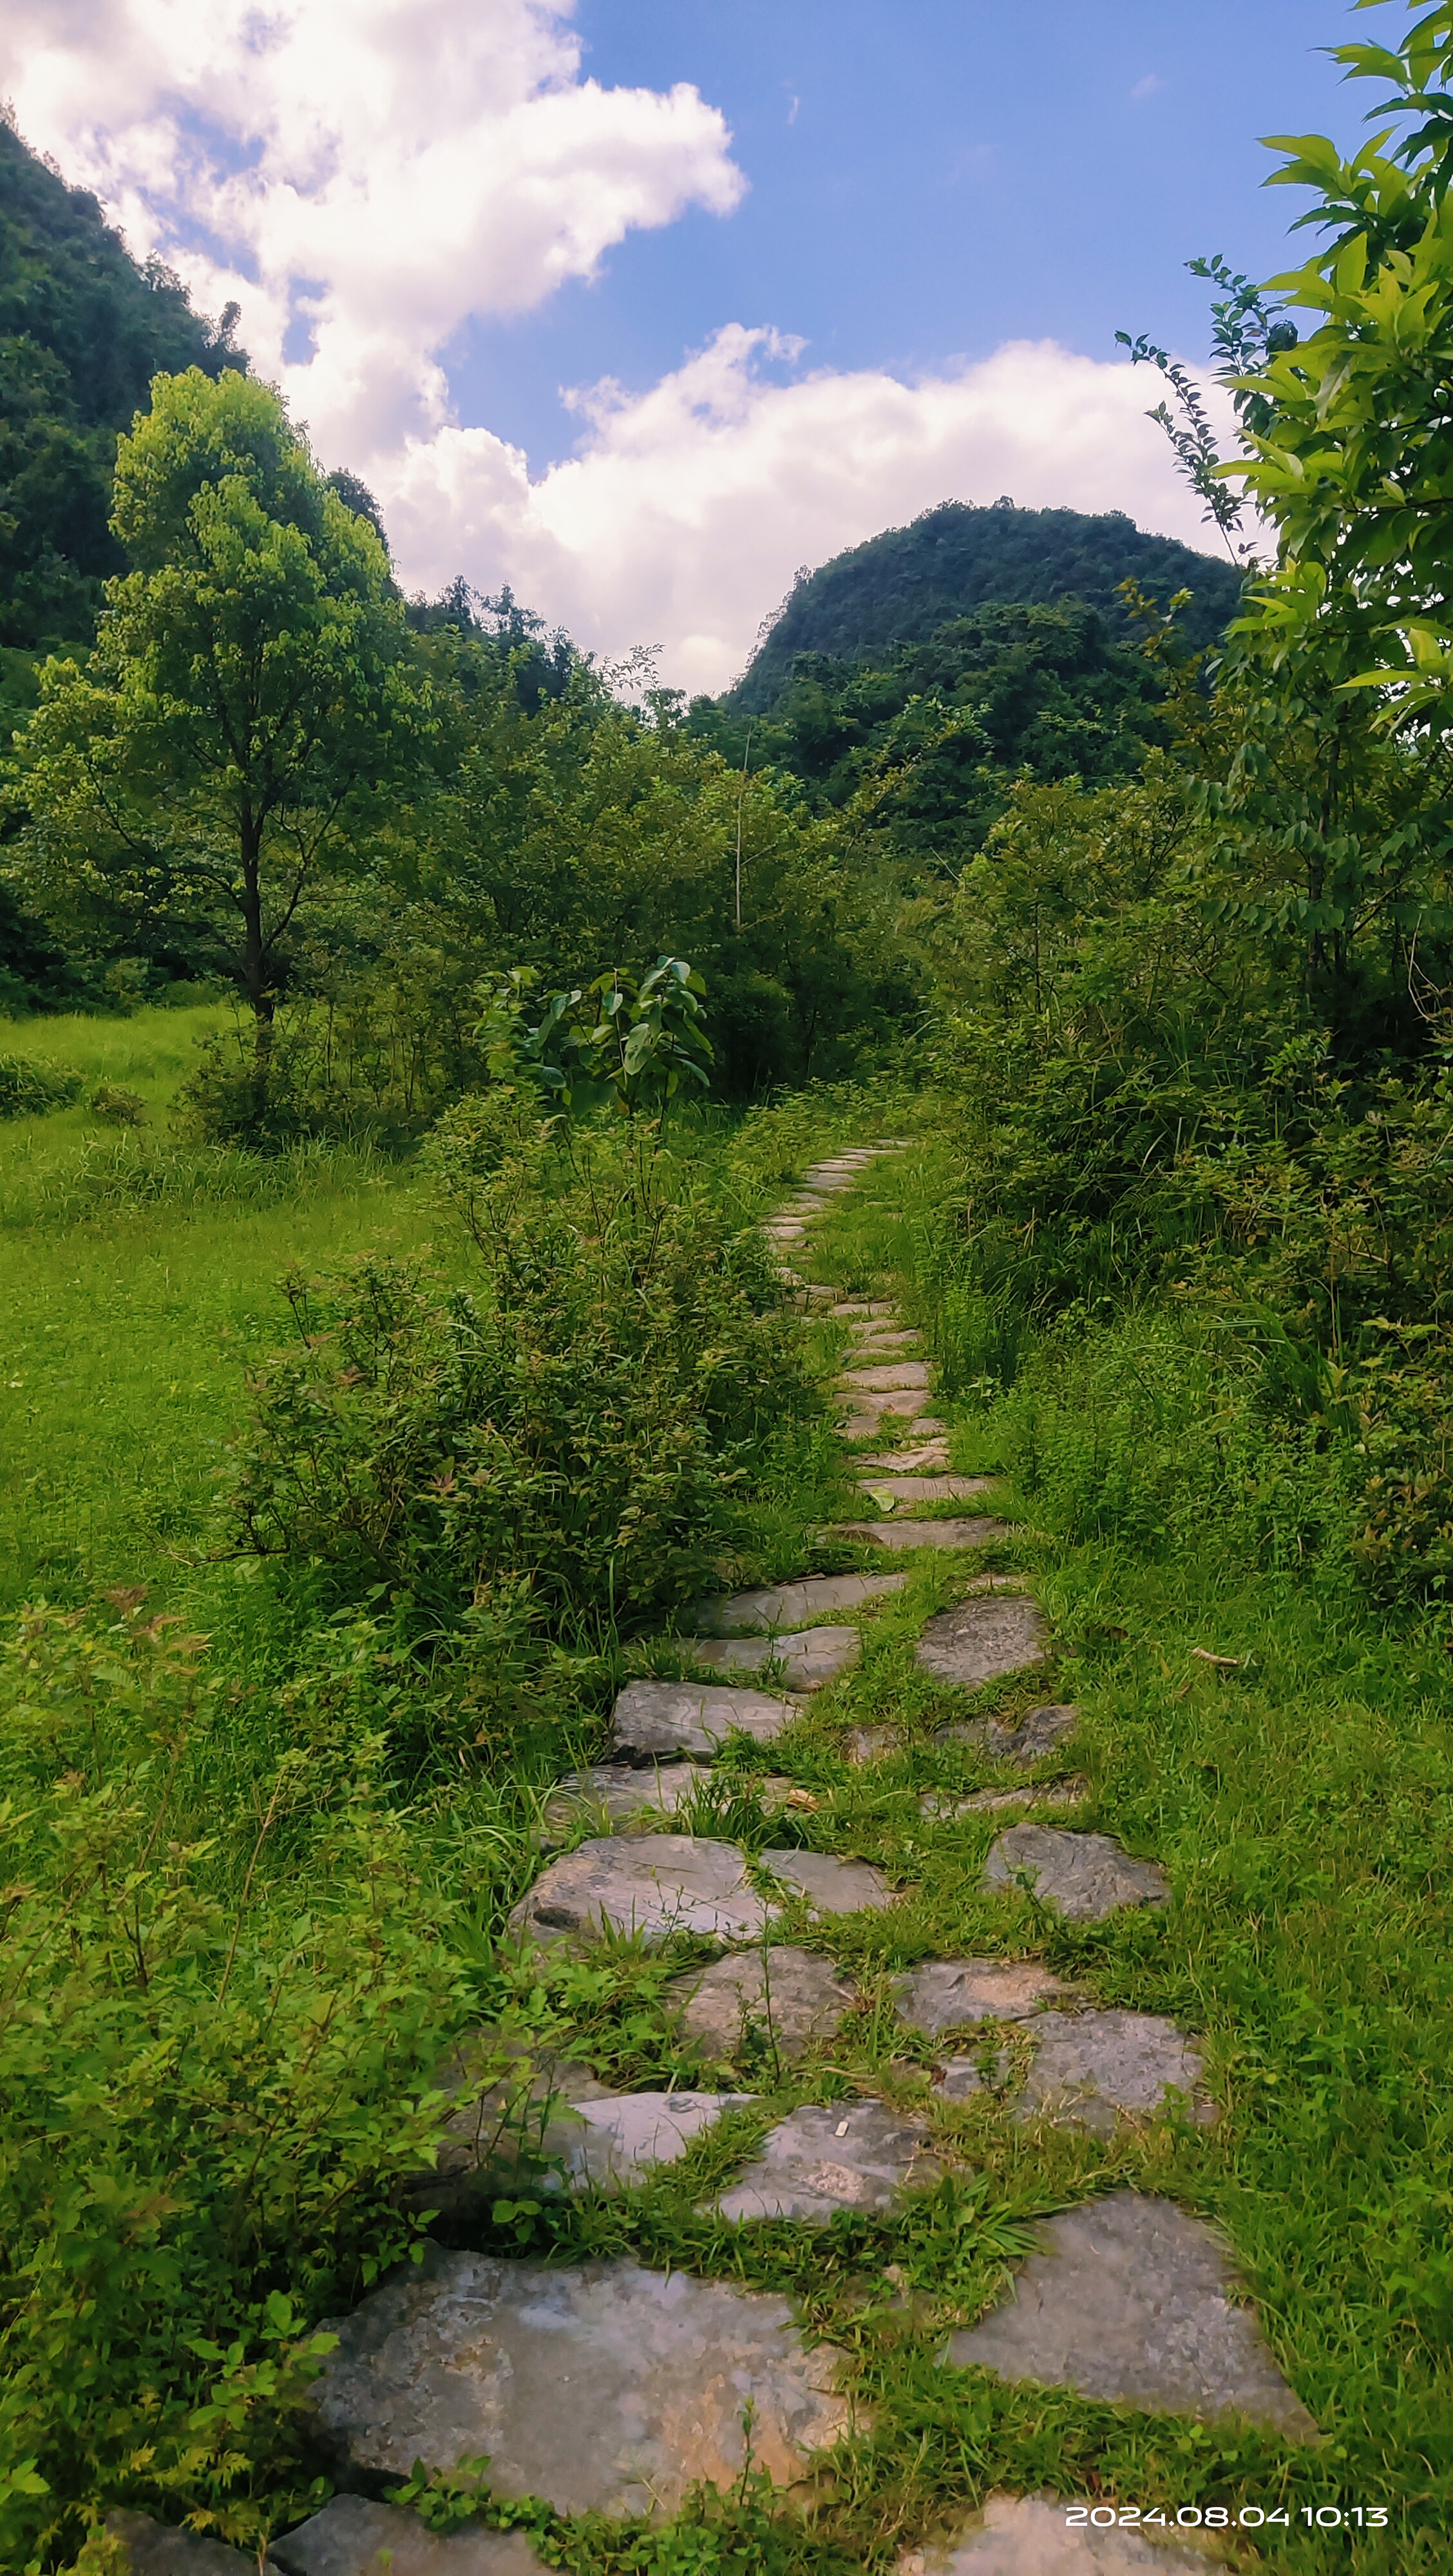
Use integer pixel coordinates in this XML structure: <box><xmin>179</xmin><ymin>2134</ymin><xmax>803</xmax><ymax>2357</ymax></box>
<box><xmin>2</xmin><ymin>0</ymin><xmax>744</xmax><ymax>458</ymax></box>
<box><xmin>382</xmin><ymin>328</ymin><xmax>1242</xmax><ymax>693</ymax></box>
<box><xmin>1130</xmin><ymin>73</ymin><xmax>1165</xmax><ymax>100</ymax></box>
<box><xmin>2</xmin><ymin>2</ymin><xmax>1233</xmax><ymax>694</ymax></box>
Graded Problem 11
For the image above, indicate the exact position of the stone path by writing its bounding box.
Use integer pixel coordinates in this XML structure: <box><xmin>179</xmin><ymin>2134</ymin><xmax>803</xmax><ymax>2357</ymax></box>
<box><xmin>126</xmin><ymin>1139</ymin><xmax>1313</xmax><ymax>2573</ymax></box>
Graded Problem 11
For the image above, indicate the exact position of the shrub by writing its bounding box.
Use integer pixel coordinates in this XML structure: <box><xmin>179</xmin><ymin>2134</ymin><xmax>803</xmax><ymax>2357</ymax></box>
<box><xmin>0</xmin><ymin>1054</ymin><xmax>82</xmax><ymax>1119</ymax></box>
<box><xmin>86</xmin><ymin>1081</ymin><xmax>146</xmax><ymax>1126</ymax></box>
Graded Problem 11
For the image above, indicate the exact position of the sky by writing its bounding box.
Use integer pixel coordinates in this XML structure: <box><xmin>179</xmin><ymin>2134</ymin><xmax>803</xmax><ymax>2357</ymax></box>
<box><xmin>3</xmin><ymin>0</ymin><xmax>1373</xmax><ymax>690</ymax></box>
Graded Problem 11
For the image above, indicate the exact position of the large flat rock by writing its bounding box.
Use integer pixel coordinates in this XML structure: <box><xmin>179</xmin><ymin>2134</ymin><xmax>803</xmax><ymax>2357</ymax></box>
<box><xmin>892</xmin><ymin>1959</ymin><xmax>1069</xmax><ymax>2037</ymax></box>
<box><xmin>107</xmin><ymin>2517</ymin><xmax>277</xmax><ymax>2575</ymax></box>
<box><xmin>841</xmin><ymin>1360</ymin><xmax>931</xmax><ymax>1390</ymax></box>
<box><xmin>832</xmin><ymin>1517</ymin><xmax>1007</xmax><ymax>1552</ymax></box>
<box><xmin>674</xmin><ymin>1947</ymin><xmax>858</xmax><ymax>2061</ymax></box>
<box><xmin>983</xmin><ymin>1826</ymin><xmax>1170</xmax><ymax>1924</ymax></box>
<box><xmin>916</xmin><ymin>1597</ymin><xmax>1048</xmax><ymax>1689</ymax></box>
<box><xmin>939</xmin><ymin>1703</ymin><xmax>1079</xmax><ymax>1766</ymax></box>
<box><xmin>858</xmin><ymin>1474</ymin><xmax>992</xmax><ymax>1504</ymax></box>
<box><xmin>860</xmin><ymin>1438</ymin><xmax>952</xmax><ymax>1470</ymax></box>
<box><xmin>544</xmin><ymin>1763</ymin><xmax>700</xmax><ymax>1835</ymax></box>
<box><xmin>829</xmin><ymin>1299</ymin><xmax>896</xmax><ymax>1318</ymax></box>
<box><xmin>611</xmin><ymin>1680</ymin><xmax>797</xmax><ymax>1762</ymax></box>
<box><xmin>715</xmin><ymin>2101</ymin><xmax>942</xmax><ymax>2223</ymax></box>
<box><xmin>696</xmin><ymin>1572</ymin><xmax>906</xmax><ymax>1633</ymax></box>
<box><xmin>759</xmin><ymin>1847</ymin><xmax>898</xmax><ymax>1916</ymax></box>
<box><xmin>509</xmin><ymin>1836</ymin><xmax>775</xmax><ymax>1947</ymax></box>
<box><xmin>273</xmin><ymin>2496</ymin><xmax>546</xmax><ymax>2575</ymax></box>
<box><xmin>947</xmin><ymin>2192</ymin><xmax>1318</xmax><ymax>2439</ymax></box>
<box><xmin>687</xmin><ymin>1626</ymin><xmax>862</xmax><ymax>1690</ymax></box>
<box><xmin>844</xmin><ymin>1388</ymin><xmax>934</xmax><ymax>1425</ymax></box>
<box><xmin>543</xmin><ymin>2091</ymin><xmax>753</xmax><ymax>2191</ymax></box>
<box><xmin>312</xmin><ymin>2250</ymin><xmax>851</xmax><ymax>2515</ymax></box>
<box><xmin>1016</xmin><ymin>2011</ymin><xmax>1215</xmax><ymax>2138</ymax></box>
<box><xmin>851</xmin><ymin>1328</ymin><xmax>921</xmax><ymax>1351</ymax></box>
<box><xmin>897</xmin><ymin>2490</ymin><xmax>1235</xmax><ymax>2572</ymax></box>
<box><xmin>922</xmin><ymin>1779</ymin><xmax>1089</xmax><ymax>1819</ymax></box>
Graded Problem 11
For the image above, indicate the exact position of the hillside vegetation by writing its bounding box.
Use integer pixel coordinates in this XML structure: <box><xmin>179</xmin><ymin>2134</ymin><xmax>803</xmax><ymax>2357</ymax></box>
<box><xmin>2</xmin><ymin>6</ymin><xmax>1453</xmax><ymax>2571</ymax></box>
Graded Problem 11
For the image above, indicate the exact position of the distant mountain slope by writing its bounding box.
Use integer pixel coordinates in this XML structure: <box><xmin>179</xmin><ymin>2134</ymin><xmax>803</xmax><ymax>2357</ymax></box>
<box><xmin>726</xmin><ymin>500</ymin><xmax>1242</xmax><ymax>713</ymax></box>
<box><xmin>0</xmin><ymin>113</ymin><xmax>243</xmax><ymax>650</ymax></box>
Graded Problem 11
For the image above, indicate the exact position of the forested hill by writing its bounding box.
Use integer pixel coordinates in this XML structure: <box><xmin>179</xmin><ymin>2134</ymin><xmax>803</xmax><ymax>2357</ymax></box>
<box><xmin>726</xmin><ymin>499</ymin><xmax>1242</xmax><ymax>712</ymax></box>
<box><xmin>0</xmin><ymin>113</ymin><xmax>243</xmax><ymax>658</ymax></box>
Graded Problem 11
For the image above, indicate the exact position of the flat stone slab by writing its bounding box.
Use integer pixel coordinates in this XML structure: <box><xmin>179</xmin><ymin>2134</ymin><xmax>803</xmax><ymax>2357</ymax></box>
<box><xmin>1016</xmin><ymin>2011</ymin><xmax>1215</xmax><ymax>2138</ymax></box>
<box><xmin>509</xmin><ymin>1836</ymin><xmax>775</xmax><ymax>1947</ymax></box>
<box><xmin>675</xmin><ymin>1946</ymin><xmax>858</xmax><ymax>2060</ymax></box>
<box><xmin>859</xmin><ymin>1475</ymin><xmax>992</xmax><ymax>1504</ymax></box>
<box><xmin>983</xmin><ymin>1826</ymin><xmax>1170</xmax><ymax>1923</ymax></box>
<box><xmin>861</xmin><ymin>1439</ymin><xmax>951</xmax><ymax>1470</ymax></box>
<box><xmin>611</xmin><ymin>1681</ymin><xmax>797</xmax><ymax>1762</ymax></box>
<box><xmin>897</xmin><ymin>2490</ymin><xmax>1233</xmax><ymax>2573</ymax></box>
<box><xmin>841</xmin><ymin>1360</ymin><xmax>931</xmax><ymax>1390</ymax></box>
<box><xmin>947</xmin><ymin>2191</ymin><xmax>1318</xmax><ymax>2439</ymax></box>
<box><xmin>851</xmin><ymin>1327</ymin><xmax>921</xmax><ymax>1349</ymax></box>
<box><xmin>916</xmin><ymin>1597</ymin><xmax>1048</xmax><ymax>1690</ymax></box>
<box><xmin>893</xmin><ymin>1958</ymin><xmax>1069</xmax><ymax>2037</ymax></box>
<box><xmin>687</xmin><ymin>1626</ymin><xmax>862</xmax><ymax>1690</ymax></box>
<box><xmin>760</xmin><ymin>1846</ymin><xmax>898</xmax><ymax>1915</ymax></box>
<box><xmin>832</xmin><ymin>1517</ymin><xmax>1007</xmax><ymax>1552</ymax></box>
<box><xmin>829</xmin><ymin>1299</ymin><xmax>895</xmax><ymax>1317</ymax></box>
<box><xmin>844</xmin><ymin>1387</ymin><xmax>933</xmax><ymax>1421</ymax></box>
<box><xmin>940</xmin><ymin>1703</ymin><xmax>1079</xmax><ymax>1766</ymax></box>
<box><xmin>274</xmin><ymin>2496</ymin><xmax>545</xmax><ymax>2575</ymax></box>
<box><xmin>544</xmin><ymin>2091</ymin><xmax>753</xmax><ymax>2190</ymax></box>
<box><xmin>715</xmin><ymin>2101</ymin><xmax>942</xmax><ymax>2223</ymax></box>
<box><xmin>108</xmin><ymin>2517</ymin><xmax>278</xmax><ymax>2575</ymax></box>
<box><xmin>545</xmin><ymin>1763</ymin><xmax>701</xmax><ymax>1834</ymax></box>
<box><xmin>696</xmin><ymin>1571</ymin><xmax>906</xmax><ymax>1633</ymax></box>
<box><xmin>845</xmin><ymin>1722</ymin><xmax>900</xmax><ymax>1763</ymax></box>
<box><xmin>313</xmin><ymin>2251</ymin><xmax>851</xmax><ymax>2515</ymax></box>
<box><xmin>922</xmin><ymin>1779</ymin><xmax>1089</xmax><ymax>1819</ymax></box>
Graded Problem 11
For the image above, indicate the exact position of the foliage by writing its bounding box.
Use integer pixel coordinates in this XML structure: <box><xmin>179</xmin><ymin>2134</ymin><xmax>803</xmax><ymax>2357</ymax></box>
<box><xmin>0</xmin><ymin>1050</ymin><xmax>81</xmax><ymax>1118</ymax></box>
<box><xmin>6</xmin><ymin>371</ymin><xmax>425</xmax><ymax>1041</ymax></box>
<box><xmin>86</xmin><ymin>1081</ymin><xmax>144</xmax><ymax>1126</ymax></box>
<box><xmin>724</xmin><ymin>498</ymin><xmax>1242</xmax><ymax>714</ymax></box>
<box><xmin>480</xmin><ymin>958</ymin><xmax>714</xmax><ymax>1124</ymax></box>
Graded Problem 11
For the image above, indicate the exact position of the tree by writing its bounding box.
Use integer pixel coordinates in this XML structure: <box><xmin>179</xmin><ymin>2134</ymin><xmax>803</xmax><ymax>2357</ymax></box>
<box><xmin>7</xmin><ymin>368</ymin><xmax>424</xmax><ymax>1047</ymax></box>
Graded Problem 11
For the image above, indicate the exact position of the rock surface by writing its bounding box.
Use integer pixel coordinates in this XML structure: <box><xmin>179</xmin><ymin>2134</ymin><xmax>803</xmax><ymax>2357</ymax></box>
<box><xmin>858</xmin><ymin>1474</ymin><xmax>993</xmax><ymax>1504</ymax></box>
<box><xmin>841</xmin><ymin>1360</ymin><xmax>931</xmax><ymax>1390</ymax></box>
<box><xmin>983</xmin><ymin>1826</ymin><xmax>1170</xmax><ymax>1924</ymax></box>
<box><xmin>916</xmin><ymin>1598</ymin><xmax>1049</xmax><ymax>1689</ymax></box>
<box><xmin>892</xmin><ymin>1959</ymin><xmax>1069</xmax><ymax>2036</ymax></box>
<box><xmin>947</xmin><ymin>2192</ymin><xmax>1318</xmax><ymax>2439</ymax></box>
<box><xmin>696</xmin><ymin>1572</ymin><xmax>906</xmax><ymax>1633</ymax></box>
<box><xmin>312</xmin><ymin>2250</ymin><xmax>852</xmax><ymax>2515</ymax></box>
<box><xmin>610</xmin><ymin>1680</ymin><xmax>797</xmax><ymax>1762</ymax></box>
<box><xmin>687</xmin><ymin>1626</ymin><xmax>863</xmax><ymax>1690</ymax></box>
<box><xmin>543</xmin><ymin>2091</ymin><xmax>753</xmax><ymax>2191</ymax></box>
<box><xmin>272</xmin><ymin>2496</ymin><xmax>546</xmax><ymax>2575</ymax></box>
<box><xmin>939</xmin><ymin>1703</ymin><xmax>1079</xmax><ymax>1766</ymax></box>
<box><xmin>1016</xmin><ymin>2011</ymin><xmax>1215</xmax><ymax>2137</ymax></box>
<box><xmin>544</xmin><ymin>1763</ymin><xmax>701</xmax><ymax>1834</ymax></box>
<box><xmin>896</xmin><ymin>2490</ymin><xmax>1235</xmax><ymax>2572</ymax></box>
<box><xmin>922</xmin><ymin>1779</ymin><xmax>1089</xmax><ymax>1819</ymax></box>
<box><xmin>108</xmin><ymin>2517</ymin><xmax>276</xmax><ymax>2575</ymax></box>
<box><xmin>509</xmin><ymin>1836</ymin><xmax>775</xmax><ymax>1947</ymax></box>
<box><xmin>674</xmin><ymin>1946</ymin><xmax>858</xmax><ymax>2060</ymax></box>
<box><xmin>716</xmin><ymin>2101</ymin><xmax>942</xmax><ymax>2223</ymax></box>
<box><xmin>833</xmin><ymin>1516</ymin><xmax>1007</xmax><ymax>1552</ymax></box>
<box><xmin>759</xmin><ymin>1846</ymin><xmax>898</xmax><ymax>1916</ymax></box>
<box><xmin>845</xmin><ymin>1723</ymin><xmax>900</xmax><ymax>1763</ymax></box>
<box><xmin>860</xmin><ymin>1439</ymin><xmax>952</xmax><ymax>1470</ymax></box>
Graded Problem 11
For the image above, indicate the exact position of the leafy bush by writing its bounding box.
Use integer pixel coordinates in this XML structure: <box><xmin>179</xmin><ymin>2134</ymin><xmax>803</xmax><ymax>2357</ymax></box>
<box><xmin>224</xmin><ymin>1121</ymin><xmax>817</xmax><ymax>1641</ymax></box>
<box><xmin>0</xmin><ymin>1054</ymin><xmax>82</xmax><ymax>1119</ymax></box>
<box><xmin>0</xmin><ymin>1598</ymin><xmax>494</xmax><ymax>2570</ymax></box>
<box><xmin>86</xmin><ymin>1081</ymin><xmax>145</xmax><ymax>1125</ymax></box>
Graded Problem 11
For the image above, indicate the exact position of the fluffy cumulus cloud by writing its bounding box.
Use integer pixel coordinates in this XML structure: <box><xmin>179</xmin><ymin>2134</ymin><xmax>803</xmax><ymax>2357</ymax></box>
<box><xmin>4</xmin><ymin>0</ymin><xmax>1231</xmax><ymax>690</ymax></box>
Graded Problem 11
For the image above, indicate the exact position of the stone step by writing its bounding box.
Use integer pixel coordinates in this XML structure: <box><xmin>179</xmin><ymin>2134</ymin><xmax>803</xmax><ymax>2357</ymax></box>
<box><xmin>695</xmin><ymin>1569</ymin><xmax>906</xmax><ymax>1633</ymax></box>
<box><xmin>538</xmin><ymin>2090</ymin><xmax>754</xmax><ymax>2192</ymax></box>
<box><xmin>840</xmin><ymin>1359</ymin><xmax>931</xmax><ymax>1390</ymax></box>
<box><xmin>857</xmin><ymin>1473</ymin><xmax>992</xmax><ymax>1503</ymax></box>
<box><xmin>916</xmin><ymin>1595</ymin><xmax>1048</xmax><ymax>1688</ymax></box>
<box><xmin>831</xmin><ymin>1515</ymin><xmax>1008</xmax><ymax>1552</ymax></box>
<box><xmin>106</xmin><ymin>2517</ymin><xmax>282</xmax><ymax>2575</ymax></box>
<box><xmin>936</xmin><ymin>1702</ymin><xmax>1078</xmax><ymax>1765</ymax></box>
<box><xmin>759</xmin><ymin>1846</ymin><xmax>899</xmax><ymax>1916</ymax></box>
<box><xmin>1005</xmin><ymin>2007</ymin><xmax>1216</xmax><ymax>2137</ymax></box>
<box><xmin>891</xmin><ymin>1959</ymin><xmax>1070</xmax><ymax>2036</ymax></box>
<box><xmin>673</xmin><ymin>1945</ymin><xmax>858</xmax><ymax>2060</ymax></box>
<box><xmin>983</xmin><ymin>1825</ymin><xmax>1170</xmax><ymax>1923</ymax></box>
<box><xmin>310</xmin><ymin>2250</ymin><xmax>853</xmax><ymax>2518</ymax></box>
<box><xmin>898</xmin><ymin>2492</ymin><xmax>1237</xmax><ymax>2573</ymax></box>
<box><xmin>544</xmin><ymin>1764</ymin><xmax>801</xmax><ymax>1837</ymax></box>
<box><xmin>946</xmin><ymin>2191</ymin><xmax>1318</xmax><ymax>2440</ymax></box>
<box><xmin>829</xmin><ymin>1298</ymin><xmax>896</xmax><ymax>1318</ymax></box>
<box><xmin>509</xmin><ymin>1835</ymin><xmax>776</xmax><ymax>1948</ymax></box>
<box><xmin>611</xmin><ymin>1680</ymin><xmax>799</xmax><ymax>1761</ymax></box>
<box><xmin>860</xmin><ymin>1437</ymin><xmax>952</xmax><ymax>1470</ymax></box>
<box><xmin>922</xmin><ymin>1778</ymin><xmax>1089</xmax><ymax>1820</ymax></box>
<box><xmin>712</xmin><ymin>2101</ymin><xmax>941</xmax><ymax>2224</ymax></box>
<box><xmin>274</xmin><ymin>2497</ymin><xmax>544</xmax><ymax>2574</ymax></box>
<box><xmin>684</xmin><ymin>1624</ymin><xmax>862</xmax><ymax>1690</ymax></box>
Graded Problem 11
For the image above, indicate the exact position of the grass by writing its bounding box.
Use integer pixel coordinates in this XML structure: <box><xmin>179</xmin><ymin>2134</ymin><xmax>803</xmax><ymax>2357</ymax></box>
<box><xmin>5</xmin><ymin>1067</ymin><xmax>1449</xmax><ymax>2570</ymax></box>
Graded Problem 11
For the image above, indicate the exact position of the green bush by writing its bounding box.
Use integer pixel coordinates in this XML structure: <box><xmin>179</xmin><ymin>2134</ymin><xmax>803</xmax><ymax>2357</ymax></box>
<box><xmin>0</xmin><ymin>1598</ymin><xmax>493</xmax><ymax>2570</ymax></box>
<box><xmin>0</xmin><ymin>1054</ymin><xmax>82</xmax><ymax>1119</ymax></box>
<box><xmin>224</xmin><ymin>1122</ymin><xmax>818</xmax><ymax>1640</ymax></box>
<box><xmin>86</xmin><ymin>1081</ymin><xmax>145</xmax><ymax>1126</ymax></box>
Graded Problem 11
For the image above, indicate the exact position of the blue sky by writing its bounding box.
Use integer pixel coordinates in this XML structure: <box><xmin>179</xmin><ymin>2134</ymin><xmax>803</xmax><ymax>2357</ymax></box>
<box><xmin>8</xmin><ymin>0</ymin><xmax>1374</xmax><ymax>683</ymax></box>
<box><xmin>451</xmin><ymin>0</ymin><xmax>1359</xmax><ymax>470</ymax></box>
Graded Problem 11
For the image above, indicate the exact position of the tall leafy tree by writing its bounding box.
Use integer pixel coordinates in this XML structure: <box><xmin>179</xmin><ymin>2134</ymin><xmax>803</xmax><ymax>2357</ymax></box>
<box><xmin>8</xmin><ymin>368</ymin><xmax>424</xmax><ymax>1045</ymax></box>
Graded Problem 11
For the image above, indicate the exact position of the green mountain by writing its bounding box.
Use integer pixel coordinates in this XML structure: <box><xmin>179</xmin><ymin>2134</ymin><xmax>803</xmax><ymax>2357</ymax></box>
<box><xmin>726</xmin><ymin>498</ymin><xmax>1243</xmax><ymax>712</ymax></box>
<box><xmin>0</xmin><ymin>112</ymin><xmax>243</xmax><ymax>659</ymax></box>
